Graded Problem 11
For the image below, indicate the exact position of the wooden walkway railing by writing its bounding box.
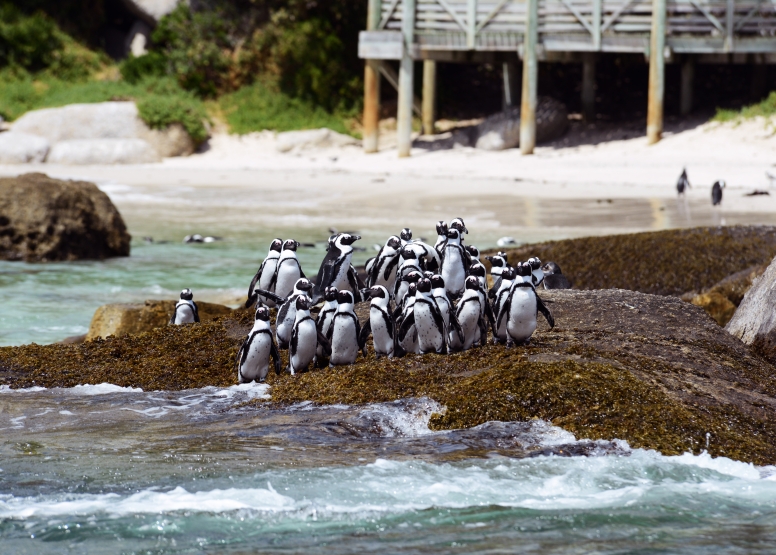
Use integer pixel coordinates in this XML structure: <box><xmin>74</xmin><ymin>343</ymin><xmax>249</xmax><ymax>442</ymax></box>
<box><xmin>359</xmin><ymin>0</ymin><xmax>776</xmax><ymax>156</ymax></box>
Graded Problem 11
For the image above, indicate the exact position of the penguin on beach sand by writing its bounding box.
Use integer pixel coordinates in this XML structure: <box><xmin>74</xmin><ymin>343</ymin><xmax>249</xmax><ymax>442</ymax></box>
<box><xmin>498</xmin><ymin>262</ymin><xmax>554</xmax><ymax>346</ymax></box>
<box><xmin>245</xmin><ymin>238</ymin><xmax>283</xmax><ymax>308</ymax></box>
<box><xmin>328</xmin><ymin>290</ymin><xmax>365</xmax><ymax>366</ymax></box>
<box><xmin>170</xmin><ymin>289</ymin><xmax>199</xmax><ymax>325</ymax></box>
<box><xmin>272</xmin><ymin>240</ymin><xmax>306</xmax><ymax>300</ymax></box>
<box><xmin>712</xmin><ymin>180</ymin><xmax>726</xmax><ymax>206</ymax></box>
<box><xmin>237</xmin><ymin>306</ymin><xmax>281</xmax><ymax>383</ymax></box>
<box><xmin>314</xmin><ymin>233</ymin><xmax>365</xmax><ymax>303</ymax></box>
<box><xmin>288</xmin><ymin>295</ymin><xmax>330</xmax><ymax>375</ymax></box>
<box><xmin>677</xmin><ymin>169</ymin><xmax>690</xmax><ymax>196</ymax></box>
<box><xmin>359</xmin><ymin>285</ymin><xmax>395</xmax><ymax>358</ymax></box>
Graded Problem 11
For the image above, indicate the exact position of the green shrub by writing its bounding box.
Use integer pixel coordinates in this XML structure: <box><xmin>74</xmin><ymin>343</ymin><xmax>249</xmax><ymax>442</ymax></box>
<box><xmin>714</xmin><ymin>91</ymin><xmax>776</xmax><ymax>123</ymax></box>
<box><xmin>0</xmin><ymin>3</ymin><xmax>61</xmax><ymax>71</ymax></box>
<box><xmin>219</xmin><ymin>79</ymin><xmax>352</xmax><ymax>135</ymax></box>
<box><xmin>120</xmin><ymin>52</ymin><xmax>167</xmax><ymax>85</ymax></box>
<box><xmin>137</xmin><ymin>93</ymin><xmax>209</xmax><ymax>144</ymax></box>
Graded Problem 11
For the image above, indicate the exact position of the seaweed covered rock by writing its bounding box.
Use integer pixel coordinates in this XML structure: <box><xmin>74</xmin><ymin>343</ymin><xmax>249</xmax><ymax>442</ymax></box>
<box><xmin>687</xmin><ymin>264</ymin><xmax>767</xmax><ymax>326</ymax></box>
<box><xmin>86</xmin><ymin>300</ymin><xmax>235</xmax><ymax>340</ymax></box>
<box><xmin>492</xmin><ymin>226</ymin><xmax>776</xmax><ymax>297</ymax></box>
<box><xmin>0</xmin><ymin>173</ymin><xmax>131</xmax><ymax>262</ymax></box>
<box><xmin>2</xmin><ymin>289</ymin><xmax>776</xmax><ymax>464</ymax></box>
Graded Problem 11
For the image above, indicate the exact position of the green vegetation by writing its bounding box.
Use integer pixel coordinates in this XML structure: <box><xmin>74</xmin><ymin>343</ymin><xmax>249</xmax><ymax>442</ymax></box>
<box><xmin>219</xmin><ymin>80</ymin><xmax>354</xmax><ymax>135</ymax></box>
<box><xmin>714</xmin><ymin>91</ymin><xmax>776</xmax><ymax>123</ymax></box>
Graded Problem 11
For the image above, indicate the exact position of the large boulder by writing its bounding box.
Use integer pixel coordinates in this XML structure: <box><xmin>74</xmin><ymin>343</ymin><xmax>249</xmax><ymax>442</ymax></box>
<box><xmin>726</xmin><ymin>256</ymin><xmax>776</xmax><ymax>360</ymax></box>
<box><xmin>0</xmin><ymin>173</ymin><xmax>131</xmax><ymax>261</ymax></box>
<box><xmin>276</xmin><ymin>128</ymin><xmax>360</xmax><ymax>153</ymax></box>
<box><xmin>11</xmin><ymin>102</ymin><xmax>195</xmax><ymax>163</ymax></box>
<box><xmin>47</xmin><ymin>139</ymin><xmax>159</xmax><ymax>165</ymax></box>
<box><xmin>0</xmin><ymin>132</ymin><xmax>50</xmax><ymax>164</ymax></box>
<box><xmin>86</xmin><ymin>299</ymin><xmax>234</xmax><ymax>340</ymax></box>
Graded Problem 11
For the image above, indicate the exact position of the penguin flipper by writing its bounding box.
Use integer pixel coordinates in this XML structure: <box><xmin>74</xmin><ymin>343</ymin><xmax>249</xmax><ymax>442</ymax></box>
<box><xmin>297</xmin><ymin>260</ymin><xmax>306</xmax><ymax>279</ymax></box>
<box><xmin>246</xmin><ymin>267</ymin><xmax>262</xmax><ymax>302</ymax></box>
<box><xmin>496</xmin><ymin>290</ymin><xmax>513</xmax><ymax>332</ymax></box>
<box><xmin>270</xmin><ymin>337</ymin><xmax>281</xmax><ymax>375</ymax></box>
<box><xmin>484</xmin><ymin>296</ymin><xmax>497</xmax><ymax>333</ymax></box>
<box><xmin>193</xmin><ymin>302</ymin><xmax>200</xmax><ymax>323</ymax></box>
<box><xmin>449</xmin><ymin>310</ymin><xmax>464</xmax><ymax>347</ymax></box>
<box><xmin>536</xmin><ymin>294</ymin><xmax>555</xmax><ymax>329</ymax></box>
<box><xmin>398</xmin><ymin>312</ymin><xmax>416</xmax><ymax>343</ymax></box>
<box><xmin>253</xmin><ymin>288</ymin><xmax>287</xmax><ymax>305</ymax></box>
<box><xmin>317</xmin><ymin>330</ymin><xmax>332</xmax><ymax>356</ymax></box>
<box><xmin>358</xmin><ymin>319</ymin><xmax>371</xmax><ymax>353</ymax></box>
<box><xmin>236</xmin><ymin>339</ymin><xmax>247</xmax><ymax>381</ymax></box>
<box><xmin>383</xmin><ymin>253</ymin><xmax>400</xmax><ymax>283</ymax></box>
<box><xmin>169</xmin><ymin>306</ymin><xmax>178</xmax><ymax>325</ymax></box>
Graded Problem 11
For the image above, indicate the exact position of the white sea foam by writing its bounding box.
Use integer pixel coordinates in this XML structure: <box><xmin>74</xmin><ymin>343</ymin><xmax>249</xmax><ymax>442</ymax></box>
<box><xmin>356</xmin><ymin>398</ymin><xmax>444</xmax><ymax>437</ymax></box>
<box><xmin>0</xmin><ymin>386</ymin><xmax>47</xmax><ymax>393</ymax></box>
<box><xmin>70</xmin><ymin>383</ymin><xmax>144</xmax><ymax>395</ymax></box>
<box><xmin>211</xmin><ymin>382</ymin><xmax>270</xmax><ymax>401</ymax></box>
<box><xmin>3</xmin><ymin>448</ymin><xmax>775</xmax><ymax>521</ymax></box>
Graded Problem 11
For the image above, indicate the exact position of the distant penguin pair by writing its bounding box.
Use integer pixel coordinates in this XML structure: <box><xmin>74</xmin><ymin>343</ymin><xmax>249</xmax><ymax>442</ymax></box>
<box><xmin>170</xmin><ymin>289</ymin><xmax>199</xmax><ymax>325</ymax></box>
<box><xmin>246</xmin><ymin>239</ymin><xmax>304</xmax><ymax>307</ymax></box>
<box><xmin>314</xmin><ymin>233</ymin><xmax>366</xmax><ymax>303</ymax></box>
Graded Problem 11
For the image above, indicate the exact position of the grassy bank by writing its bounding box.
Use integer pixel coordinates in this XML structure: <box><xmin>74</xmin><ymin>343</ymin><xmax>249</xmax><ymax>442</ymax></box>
<box><xmin>713</xmin><ymin>91</ymin><xmax>776</xmax><ymax>123</ymax></box>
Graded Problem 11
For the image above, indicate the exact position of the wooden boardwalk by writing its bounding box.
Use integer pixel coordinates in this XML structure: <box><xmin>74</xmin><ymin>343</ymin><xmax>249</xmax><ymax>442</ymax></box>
<box><xmin>358</xmin><ymin>0</ymin><xmax>776</xmax><ymax>156</ymax></box>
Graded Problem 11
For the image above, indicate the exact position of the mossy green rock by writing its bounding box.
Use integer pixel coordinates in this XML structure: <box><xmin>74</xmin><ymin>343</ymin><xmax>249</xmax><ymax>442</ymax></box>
<box><xmin>2</xmin><ymin>289</ymin><xmax>775</xmax><ymax>465</ymax></box>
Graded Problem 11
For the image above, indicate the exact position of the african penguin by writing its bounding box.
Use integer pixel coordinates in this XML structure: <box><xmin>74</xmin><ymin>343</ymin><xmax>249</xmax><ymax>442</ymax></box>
<box><xmin>396</xmin><ymin>282</ymin><xmax>419</xmax><ymax>355</ymax></box>
<box><xmin>400</xmin><ymin>228</ymin><xmax>442</xmax><ymax>273</ymax></box>
<box><xmin>288</xmin><ymin>295</ymin><xmax>330</xmax><ymax>374</ymax></box>
<box><xmin>275</xmin><ymin>278</ymin><xmax>314</xmax><ymax>349</ymax></box>
<box><xmin>272</xmin><ymin>240</ymin><xmax>306</xmax><ymax>300</ymax></box>
<box><xmin>469</xmin><ymin>260</ymin><xmax>488</xmax><ymax>292</ymax></box>
<box><xmin>493</xmin><ymin>266</ymin><xmax>517</xmax><ymax>344</ymax></box>
<box><xmin>430</xmin><ymin>274</ymin><xmax>453</xmax><ymax>331</ymax></box>
<box><xmin>434</xmin><ymin>221</ymin><xmax>448</xmax><ymax>253</ymax></box>
<box><xmin>359</xmin><ymin>285</ymin><xmax>395</xmax><ymax>358</ymax></box>
<box><xmin>245</xmin><ymin>238</ymin><xmax>283</xmax><ymax>308</ymax></box>
<box><xmin>366</xmin><ymin>235</ymin><xmax>402</xmax><ymax>290</ymax></box>
<box><xmin>498</xmin><ymin>262</ymin><xmax>555</xmax><ymax>346</ymax></box>
<box><xmin>236</xmin><ymin>306</ymin><xmax>281</xmax><ymax>383</ymax></box>
<box><xmin>712</xmin><ymin>180</ymin><xmax>725</xmax><ymax>206</ymax></box>
<box><xmin>527</xmin><ymin>257</ymin><xmax>544</xmax><ymax>288</ymax></box>
<box><xmin>316</xmin><ymin>286</ymin><xmax>339</xmax><ymax>359</ymax></box>
<box><xmin>440</xmin><ymin>228</ymin><xmax>469</xmax><ymax>299</ymax></box>
<box><xmin>170</xmin><ymin>289</ymin><xmax>200</xmax><ymax>325</ymax></box>
<box><xmin>394</xmin><ymin>269</ymin><xmax>423</xmax><ymax>314</ymax></box>
<box><xmin>328</xmin><ymin>290</ymin><xmax>364</xmax><ymax>366</ymax></box>
<box><xmin>542</xmin><ymin>261</ymin><xmax>572</xmax><ymax>290</ymax></box>
<box><xmin>464</xmin><ymin>245</ymin><xmax>480</xmax><ymax>262</ymax></box>
<box><xmin>449</xmin><ymin>217</ymin><xmax>468</xmax><ymax>242</ymax></box>
<box><xmin>453</xmin><ymin>276</ymin><xmax>490</xmax><ymax>351</ymax></box>
<box><xmin>677</xmin><ymin>169</ymin><xmax>690</xmax><ymax>196</ymax></box>
<box><xmin>314</xmin><ymin>233</ymin><xmax>365</xmax><ymax>303</ymax></box>
<box><xmin>412</xmin><ymin>277</ymin><xmax>448</xmax><ymax>354</ymax></box>
<box><xmin>394</xmin><ymin>249</ymin><xmax>423</xmax><ymax>304</ymax></box>
<box><xmin>485</xmin><ymin>252</ymin><xmax>509</xmax><ymax>299</ymax></box>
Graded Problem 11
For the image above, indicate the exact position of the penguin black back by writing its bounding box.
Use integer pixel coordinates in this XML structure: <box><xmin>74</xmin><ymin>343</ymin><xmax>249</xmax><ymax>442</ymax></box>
<box><xmin>712</xmin><ymin>180</ymin><xmax>725</xmax><ymax>206</ymax></box>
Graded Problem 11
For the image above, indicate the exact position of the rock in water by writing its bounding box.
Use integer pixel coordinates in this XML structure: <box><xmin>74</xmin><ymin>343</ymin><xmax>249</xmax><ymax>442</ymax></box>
<box><xmin>0</xmin><ymin>132</ymin><xmax>50</xmax><ymax>164</ymax></box>
<box><xmin>0</xmin><ymin>173</ymin><xmax>131</xmax><ymax>261</ymax></box>
<box><xmin>726</xmin><ymin>255</ymin><xmax>776</xmax><ymax>360</ymax></box>
<box><xmin>86</xmin><ymin>300</ymin><xmax>234</xmax><ymax>340</ymax></box>
<box><xmin>472</xmin><ymin>97</ymin><xmax>568</xmax><ymax>151</ymax></box>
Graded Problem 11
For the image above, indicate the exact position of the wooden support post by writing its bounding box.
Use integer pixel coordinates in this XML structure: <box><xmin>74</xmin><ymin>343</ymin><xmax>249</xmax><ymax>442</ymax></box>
<box><xmin>503</xmin><ymin>61</ymin><xmax>518</xmax><ymax>108</ymax></box>
<box><xmin>593</xmin><ymin>0</ymin><xmax>602</xmax><ymax>50</ymax></box>
<box><xmin>680</xmin><ymin>57</ymin><xmax>694</xmax><ymax>116</ymax></box>
<box><xmin>647</xmin><ymin>0</ymin><xmax>666</xmax><ymax>145</ymax></box>
<box><xmin>397</xmin><ymin>0</ymin><xmax>417</xmax><ymax>158</ymax></box>
<box><xmin>363</xmin><ymin>0</ymin><xmax>382</xmax><ymax>153</ymax></box>
<box><xmin>582</xmin><ymin>53</ymin><xmax>596</xmax><ymax>122</ymax></box>
<box><xmin>467</xmin><ymin>0</ymin><xmax>478</xmax><ymax>49</ymax></box>
<box><xmin>725</xmin><ymin>0</ymin><xmax>734</xmax><ymax>52</ymax></box>
<box><xmin>520</xmin><ymin>0</ymin><xmax>539</xmax><ymax>155</ymax></box>
<box><xmin>422</xmin><ymin>60</ymin><xmax>437</xmax><ymax>135</ymax></box>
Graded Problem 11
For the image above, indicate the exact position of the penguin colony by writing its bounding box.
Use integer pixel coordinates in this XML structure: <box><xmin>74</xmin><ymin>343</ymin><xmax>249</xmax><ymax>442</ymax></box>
<box><xmin>223</xmin><ymin>218</ymin><xmax>562</xmax><ymax>384</ymax></box>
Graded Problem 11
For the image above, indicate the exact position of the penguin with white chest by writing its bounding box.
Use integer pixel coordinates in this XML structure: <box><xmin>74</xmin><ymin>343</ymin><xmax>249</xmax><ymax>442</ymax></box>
<box><xmin>411</xmin><ymin>277</ymin><xmax>448</xmax><ymax>354</ymax></box>
<box><xmin>452</xmin><ymin>276</ymin><xmax>493</xmax><ymax>351</ymax></box>
<box><xmin>434</xmin><ymin>221</ymin><xmax>448</xmax><ymax>253</ymax></box>
<box><xmin>272</xmin><ymin>240</ymin><xmax>306</xmax><ymax>300</ymax></box>
<box><xmin>274</xmin><ymin>278</ymin><xmax>314</xmax><ymax>349</ymax></box>
<box><xmin>366</xmin><ymin>235</ymin><xmax>402</xmax><ymax>290</ymax></box>
<box><xmin>394</xmin><ymin>250</ymin><xmax>423</xmax><ymax>305</ymax></box>
<box><xmin>328</xmin><ymin>290</ymin><xmax>365</xmax><ymax>366</ymax></box>
<box><xmin>245</xmin><ymin>238</ymin><xmax>283</xmax><ymax>308</ymax></box>
<box><xmin>396</xmin><ymin>282</ymin><xmax>420</xmax><ymax>355</ymax></box>
<box><xmin>498</xmin><ymin>262</ymin><xmax>555</xmax><ymax>346</ymax></box>
<box><xmin>314</xmin><ymin>233</ymin><xmax>365</xmax><ymax>303</ymax></box>
<box><xmin>236</xmin><ymin>306</ymin><xmax>281</xmax><ymax>383</ymax></box>
<box><xmin>359</xmin><ymin>285</ymin><xmax>395</xmax><ymax>358</ymax></box>
<box><xmin>288</xmin><ymin>295</ymin><xmax>331</xmax><ymax>374</ymax></box>
<box><xmin>170</xmin><ymin>289</ymin><xmax>200</xmax><ymax>325</ymax></box>
<box><xmin>485</xmin><ymin>252</ymin><xmax>509</xmax><ymax>300</ymax></box>
<box><xmin>400</xmin><ymin>228</ymin><xmax>441</xmax><ymax>273</ymax></box>
<box><xmin>527</xmin><ymin>257</ymin><xmax>545</xmax><ymax>288</ymax></box>
<box><xmin>441</xmin><ymin>228</ymin><xmax>469</xmax><ymax>299</ymax></box>
<box><xmin>493</xmin><ymin>266</ymin><xmax>517</xmax><ymax>343</ymax></box>
<box><xmin>315</xmin><ymin>286</ymin><xmax>339</xmax><ymax>360</ymax></box>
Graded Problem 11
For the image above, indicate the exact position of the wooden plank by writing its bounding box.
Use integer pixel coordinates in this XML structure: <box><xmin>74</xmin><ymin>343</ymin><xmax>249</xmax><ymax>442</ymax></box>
<box><xmin>422</xmin><ymin>60</ymin><xmax>437</xmax><ymax>133</ymax></box>
<box><xmin>468</xmin><ymin>0</ymin><xmax>478</xmax><ymax>47</ymax></box>
<box><xmin>398</xmin><ymin>0</ymin><xmax>417</xmax><ymax>157</ymax></box>
<box><xmin>647</xmin><ymin>0</ymin><xmax>666</xmax><ymax>144</ymax></box>
<box><xmin>379</xmin><ymin>0</ymin><xmax>402</xmax><ymax>29</ymax></box>
<box><xmin>521</xmin><ymin>0</ymin><xmax>539</xmax><ymax>154</ymax></box>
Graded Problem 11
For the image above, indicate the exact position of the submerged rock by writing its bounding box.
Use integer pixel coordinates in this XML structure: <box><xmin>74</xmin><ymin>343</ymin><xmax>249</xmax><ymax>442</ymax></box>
<box><xmin>86</xmin><ymin>300</ymin><xmax>234</xmax><ymax>340</ymax></box>
<box><xmin>0</xmin><ymin>173</ymin><xmax>131</xmax><ymax>262</ymax></box>
<box><xmin>1</xmin><ymin>289</ymin><xmax>775</xmax><ymax>465</ymax></box>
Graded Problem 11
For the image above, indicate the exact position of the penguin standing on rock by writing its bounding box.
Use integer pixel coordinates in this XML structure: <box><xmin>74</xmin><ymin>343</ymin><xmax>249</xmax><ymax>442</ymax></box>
<box><xmin>396</xmin><ymin>282</ymin><xmax>420</xmax><ymax>355</ymax></box>
<box><xmin>365</xmin><ymin>235</ymin><xmax>402</xmax><ymax>289</ymax></box>
<box><xmin>272</xmin><ymin>240</ymin><xmax>306</xmax><ymax>300</ymax></box>
<box><xmin>246</xmin><ymin>238</ymin><xmax>283</xmax><ymax>308</ymax></box>
<box><xmin>170</xmin><ymin>289</ymin><xmax>199</xmax><ymax>325</ymax></box>
<box><xmin>712</xmin><ymin>180</ymin><xmax>726</xmax><ymax>206</ymax></box>
<box><xmin>237</xmin><ymin>306</ymin><xmax>281</xmax><ymax>383</ymax></box>
<box><xmin>328</xmin><ymin>290</ymin><xmax>365</xmax><ymax>366</ymax></box>
<box><xmin>434</xmin><ymin>221</ymin><xmax>448</xmax><ymax>253</ymax></box>
<box><xmin>359</xmin><ymin>285</ymin><xmax>395</xmax><ymax>358</ymax></box>
<box><xmin>400</xmin><ymin>228</ymin><xmax>442</xmax><ymax>273</ymax></box>
<box><xmin>411</xmin><ymin>277</ymin><xmax>448</xmax><ymax>354</ymax></box>
<box><xmin>499</xmin><ymin>263</ymin><xmax>555</xmax><ymax>346</ymax></box>
<box><xmin>314</xmin><ymin>233</ymin><xmax>365</xmax><ymax>303</ymax></box>
<box><xmin>452</xmin><ymin>276</ymin><xmax>491</xmax><ymax>351</ymax></box>
<box><xmin>316</xmin><ymin>286</ymin><xmax>339</xmax><ymax>360</ymax></box>
<box><xmin>394</xmin><ymin>251</ymin><xmax>423</xmax><ymax>305</ymax></box>
<box><xmin>485</xmin><ymin>252</ymin><xmax>509</xmax><ymax>298</ymax></box>
<box><xmin>449</xmin><ymin>217</ymin><xmax>468</xmax><ymax>243</ymax></box>
<box><xmin>441</xmin><ymin>228</ymin><xmax>469</xmax><ymax>299</ymax></box>
<box><xmin>288</xmin><ymin>295</ymin><xmax>330</xmax><ymax>375</ymax></box>
<box><xmin>273</xmin><ymin>278</ymin><xmax>314</xmax><ymax>349</ymax></box>
<box><xmin>493</xmin><ymin>266</ymin><xmax>517</xmax><ymax>343</ymax></box>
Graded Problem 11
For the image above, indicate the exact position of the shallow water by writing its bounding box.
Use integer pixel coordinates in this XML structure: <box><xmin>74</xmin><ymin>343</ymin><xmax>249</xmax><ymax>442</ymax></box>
<box><xmin>0</xmin><ymin>386</ymin><xmax>775</xmax><ymax>554</ymax></box>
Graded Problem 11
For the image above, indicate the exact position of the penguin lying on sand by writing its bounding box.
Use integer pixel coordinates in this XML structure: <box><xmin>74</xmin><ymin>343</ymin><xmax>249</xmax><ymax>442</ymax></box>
<box><xmin>170</xmin><ymin>289</ymin><xmax>199</xmax><ymax>325</ymax></box>
<box><xmin>237</xmin><ymin>306</ymin><xmax>281</xmax><ymax>383</ymax></box>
